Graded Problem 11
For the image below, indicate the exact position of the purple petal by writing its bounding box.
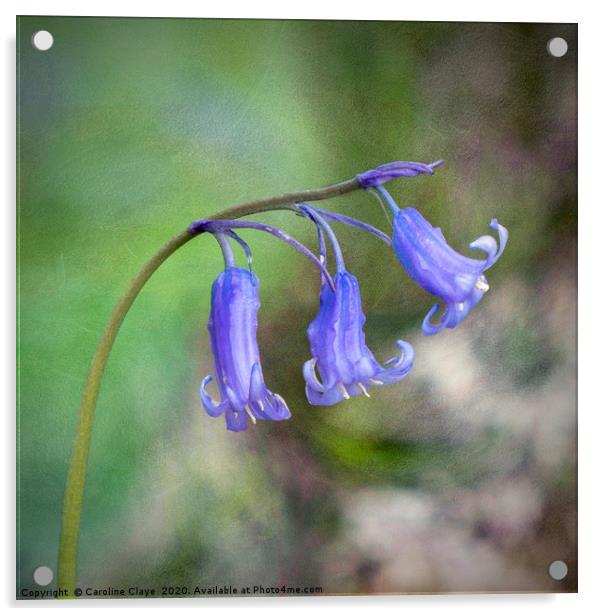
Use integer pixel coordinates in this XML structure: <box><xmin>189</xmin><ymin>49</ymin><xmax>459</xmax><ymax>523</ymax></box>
<box><xmin>225</xmin><ymin>409</ymin><xmax>248</xmax><ymax>432</ymax></box>
<box><xmin>305</xmin><ymin>384</ymin><xmax>345</xmax><ymax>406</ymax></box>
<box><xmin>377</xmin><ymin>340</ymin><xmax>415</xmax><ymax>384</ymax></box>
<box><xmin>200</xmin><ymin>375</ymin><xmax>228</xmax><ymax>417</ymax></box>
<box><xmin>421</xmin><ymin>284</ymin><xmax>487</xmax><ymax>336</ymax></box>
<box><xmin>260</xmin><ymin>394</ymin><xmax>292</xmax><ymax>421</ymax></box>
<box><xmin>303</xmin><ymin>358</ymin><xmax>325</xmax><ymax>393</ymax></box>
<box><xmin>249</xmin><ymin>362</ymin><xmax>267</xmax><ymax>402</ymax></box>
<box><xmin>421</xmin><ymin>303</ymin><xmax>450</xmax><ymax>336</ymax></box>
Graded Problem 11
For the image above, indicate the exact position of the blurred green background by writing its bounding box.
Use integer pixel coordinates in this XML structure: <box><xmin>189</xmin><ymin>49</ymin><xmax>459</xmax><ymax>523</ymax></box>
<box><xmin>17</xmin><ymin>17</ymin><xmax>577</xmax><ymax>595</ymax></box>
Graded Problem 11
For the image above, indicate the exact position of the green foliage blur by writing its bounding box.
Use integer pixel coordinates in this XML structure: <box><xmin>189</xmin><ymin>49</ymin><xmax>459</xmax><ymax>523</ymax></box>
<box><xmin>17</xmin><ymin>17</ymin><xmax>577</xmax><ymax>595</ymax></box>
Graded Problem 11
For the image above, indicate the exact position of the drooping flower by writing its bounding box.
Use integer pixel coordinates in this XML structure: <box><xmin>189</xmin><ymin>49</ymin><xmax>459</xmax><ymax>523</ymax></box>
<box><xmin>200</xmin><ymin>266</ymin><xmax>291</xmax><ymax>431</ymax></box>
<box><xmin>304</xmin><ymin>271</ymin><xmax>415</xmax><ymax>405</ymax></box>
<box><xmin>375</xmin><ymin>186</ymin><xmax>508</xmax><ymax>336</ymax></box>
<box><xmin>298</xmin><ymin>204</ymin><xmax>414</xmax><ymax>406</ymax></box>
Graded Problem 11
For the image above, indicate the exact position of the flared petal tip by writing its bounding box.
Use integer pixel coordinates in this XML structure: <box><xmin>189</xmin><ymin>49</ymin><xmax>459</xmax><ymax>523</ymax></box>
<box><xmin>200</xmin><ymin>375</ymin><xmax>228</xmax><ymax>417</ymax></box>
<box><xmin>469</xmin><ymin>218</ymin><xmax>508</xmax><ymax>270</ymax></box>
<box><xmin>377</xmin><ymin>339</ymin><xmax>415</xmax><ymax>383</ymax></box>
<box><xmin>421</xmin><ymin>303</ymin><xmax>448</xmax><ymax>336</ymax></box>
<box><xmin>489</xmin><ymin>218</ymin><xmax>508</xmax><ymax>265</ymax></box>
<box><xmin>303</xmin><ymin>358</ymin><xmax>325</xmax><ymax>393</ymax></box>
<box><xmin>259</xmin><ymin>392</ymin><xmax>292</xmax><ymax>421</ymax></box>
<box><xmin>422</xmin><ymin>284</ymin><xmax>487</xmax><ymax>336</ymax></box>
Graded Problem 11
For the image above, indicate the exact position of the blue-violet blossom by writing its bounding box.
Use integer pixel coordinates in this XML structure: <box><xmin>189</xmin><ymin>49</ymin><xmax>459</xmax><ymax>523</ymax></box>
<box><xmin>375</xmin><ymin>186</ymin><xmax>508</xmax><ymax>336</ymax></box>
<box><xmin>200</xmin><ymin>266</ymin><xmax>291</xmax><ymax>431</ymax></box>
<box><xmin>300</xmin><ymin>205</ymin><xmax>414</xmax><ymax>406</ymax></box>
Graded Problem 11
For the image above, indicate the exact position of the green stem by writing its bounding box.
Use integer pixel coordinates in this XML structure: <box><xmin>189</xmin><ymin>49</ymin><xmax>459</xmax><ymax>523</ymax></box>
<box><xmin>57</xmin><ymin>176</ymin><xmax>360</xmax><ymax>594</ymax></box>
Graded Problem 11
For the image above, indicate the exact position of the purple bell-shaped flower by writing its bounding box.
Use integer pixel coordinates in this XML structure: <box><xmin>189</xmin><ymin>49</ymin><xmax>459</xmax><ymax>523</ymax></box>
<box><xmin>375</xmin><ymin>186</ymin><xmax>508</xmax><ymax>335</ymax></box>
<box><xmin>299</xmin><ymin>204</ymin><xmax>414</xmax><ymax>406</ymax></box>
<box><xmin>200</xmin><ymin>265</ymin><xmax>291</xmax><ymax>431</ymax></box>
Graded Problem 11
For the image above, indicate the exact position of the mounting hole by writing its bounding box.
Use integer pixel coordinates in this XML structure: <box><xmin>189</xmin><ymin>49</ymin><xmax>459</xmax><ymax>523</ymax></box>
<box><xmin>32</xmin><ymin>30</ymin><xmax>54</xmax><ymax>51</ymax></box>
<box><xmin>548</xmin><ymin>560</ymin><xmax>568</xmax><ymax>581</ymax></box>
<box><xmin>547</xmin><ymin>37</ymin><xmax>568</xmax><ymax>58</ymax></box>
<box><xmin>33</xmin><ymin>565</ymin><xmax>54</xmax><ymax>586</ymax></box>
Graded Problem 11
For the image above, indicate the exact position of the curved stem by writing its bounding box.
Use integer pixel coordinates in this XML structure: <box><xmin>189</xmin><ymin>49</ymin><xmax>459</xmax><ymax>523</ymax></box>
<box><xmin>57</xmin><ymin>176</ymin><xmax>360</xmax><ymax>594</ymax></box>
<box><xmin>197</xmin><ymin>219</ymin><xmax>335</xmax><ymax>290</ymax></box>
<box><xmin>214</xmin><ymin>232</ymin><xmax>236</xmax><ymax>269</ymax></box>
<box><xmin>226</xmin><ymin>230</ymin><xmax>254</xmax><ymax>271</ymax></box>
<box><xmin>297</xmin><ymin>203</ymin><xmax>346</xmax><ymax>273</ymax></box>
<box><xmin>310</xmin><ymin>205</ymin><xmax>392</xmax><ymax>246</ymax></box>
<box><xmin>373</xmin><ymin>185</ymin><xmax>400</xmax><ymax>216</ymax></box>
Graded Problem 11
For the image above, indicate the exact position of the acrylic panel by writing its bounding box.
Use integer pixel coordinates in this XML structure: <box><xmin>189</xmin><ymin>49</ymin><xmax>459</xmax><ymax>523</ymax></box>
<box><xmin>16</xmin><ymin>16</ymin><xmax>577</xmax><ymax>599</ymax></box>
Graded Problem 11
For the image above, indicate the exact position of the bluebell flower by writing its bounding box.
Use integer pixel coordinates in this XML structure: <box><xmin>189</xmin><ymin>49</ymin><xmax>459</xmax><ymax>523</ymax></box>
<box><xmin>200</xmin><ymin>266</ymin><xmax>291</xmax><ymax>431</ymax></box>
<box><xmin>375</xmin><ymin>186</ymin><xmax>508</xmax><ymax>336</ymax></box>
<box><xmin>304</xmin><ymin>271</ymin><xmax>414</xmax><ymax>405</ymax></box>
<box><xmin>298</xmin><ymin>204</ymin><xmax>414</xmax><ymax>406</ymax></box>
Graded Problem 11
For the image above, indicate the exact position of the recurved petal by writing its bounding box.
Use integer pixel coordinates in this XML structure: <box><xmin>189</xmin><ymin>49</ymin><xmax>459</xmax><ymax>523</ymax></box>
<box><xmin>200</xmin><ymin>375</ymin><xmax>228</xmax><ymax>417</ymax></box>
<box><xmin>303</xmin><ymin>358</ymin><xmax>325</xmax><ymax>393</ymax></box>
<box><xmin>305</xmin><ymin>383</ymin><xmax>346</xmax><ymax>406</ymax></box>
<box><xmin>421</xmin><ymin>284</ymin><xmax>487</xmax><ymax>335</ymax></box>
<box><xmin>488</xmin><ymin>218</ymin><xmax>508</xmax><ymax>268</ymax></box>
<box><xmin>377</xmin><ymin>340</ymin><xmax>415</xmax><ymax>384</ymax></box>
<box><xmin>469</xmin><ymin>218</ymin><xmax>508</xmax><ymax>270</ymax></box>
<box><xmin>445</xmin><ymin>285</ymin><xmax>487</xmax><ymax>328</ymax></box>
<box><xmin>421</xmin><ymin>303</ymin><xmax>452</xmax><ymax>336</ymax></box>
<box><xmin>261</xmin><ymin>393</ymin><xmax>292</xmax><ymax>421</ymax></box>
<box><xmin>469</xmin><ymin>234</ymin><xmax>498</xmax><ymax>263</ymax></box>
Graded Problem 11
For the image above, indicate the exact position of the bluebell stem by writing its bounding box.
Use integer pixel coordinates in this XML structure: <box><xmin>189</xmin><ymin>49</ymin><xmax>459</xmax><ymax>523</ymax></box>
<box><xmin>374</xmin><ymin>186</ymin><xmax>508</xmax><ymax>335</ymax></box>
<box><xmin>189</xmin><ymin>218</ymin><xmax>335</xmax><ymax>291</ymax></box>
<box><xmin>299</xmin><ymin>204</ymin><xmax>414</xmax><ymax>406</ymax></box>
<box><xmin>308</xmin><ymin>205</ymin><xmax>392</xmax><ymax>246</ymax></box>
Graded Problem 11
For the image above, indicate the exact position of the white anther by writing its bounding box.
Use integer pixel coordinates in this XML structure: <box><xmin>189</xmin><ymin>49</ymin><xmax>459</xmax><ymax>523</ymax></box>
<box><xmin>358</xmin><ymin>383</ymin><xmax>371</xmax><ymax>398</ymax></box>
<box><xmin>338</xmin><ymin>384</ymin><xmax>351</xmax><ymax>400</ymax></box>
<box><xmin>244</xmin><ymin>405</ymin><xmax>257</xmax><ymax>424</ymax></box>
<box><xmin>369</xmin><ymin>378</ymin><xmax>384</xmax><ymax>386</ymax></box>
<box><xmin>475</xmin><ymin>276</ymin><xmax>490</xmax><ymax>292</ymax></box>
